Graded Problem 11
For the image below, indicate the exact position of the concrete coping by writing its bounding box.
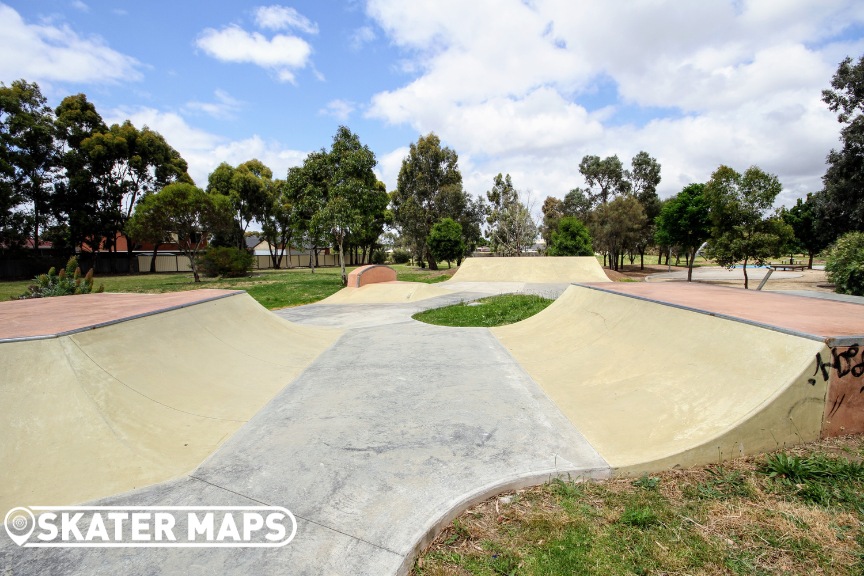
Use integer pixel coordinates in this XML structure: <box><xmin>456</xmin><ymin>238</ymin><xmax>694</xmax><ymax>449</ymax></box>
<box><xmin>0</xmin><ymin>290</ymin><xmax>245</xmax><ymax>343</ymax></box>
<box><xmin>346</xmin><ymin>264</ymin><xmax>397</xmax><ymax>288</ymax></box>
<box><xmin>575</xmin><ymin>282</ymin><xmax>864</xmax><ymax>347</ymax></box>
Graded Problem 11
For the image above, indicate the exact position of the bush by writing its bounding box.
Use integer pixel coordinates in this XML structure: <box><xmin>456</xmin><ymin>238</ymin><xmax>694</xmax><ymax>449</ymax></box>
<box><xmin>370</xmin><ymin>250</ymin><xmax>386</xmax><ymax>265</ymax></box>
<box><xmin>18</xmin><ymin>256</ymin><xmax>103</xmax><ymax>299</ymax></box>
<box><xmin>428</xmin><ymin>218</ymin><xmax>465</xmax><ymax>266</ymax></box>
<box><xmin>825</xmin><ymin>231</ymin><xmax>864</xmax><ymax>296</ymax></box>
<box><xmin>391</xmin><ymin>249</ymin><xmax>411</xmax><ymax>264</ymax></box>
<box><xmin>547</xmin><ymin>216</ymin><xmax>593</xmax><ymax>256</ymax></box>
<box><xmin>196</xmin><ymin>247</ymin><xmax>253</xmax><ymax>278</ymax></box>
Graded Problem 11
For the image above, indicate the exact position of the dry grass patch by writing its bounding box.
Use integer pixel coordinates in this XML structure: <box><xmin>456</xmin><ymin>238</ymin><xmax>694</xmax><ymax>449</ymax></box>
<box><xmin>414</xmin><ymin>436</ymin><xmax>864</xmax><ymax>575</ymax></box>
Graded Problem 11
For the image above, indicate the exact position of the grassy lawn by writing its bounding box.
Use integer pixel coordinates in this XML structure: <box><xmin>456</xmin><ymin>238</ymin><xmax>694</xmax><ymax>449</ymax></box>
<box><xmin>393</xmin><ymin>263</ymin><xmax>457</xmax><ymax>283</ymax></box>
<box><xmin>412</xmin><ymin>294</ymin><xmax>553</xmax><ymax>327</ymax></box>
<box><xmin>414</xmin><ymin>435</ymin><xmax>864</xmax><ymax>576</ymax></box>
<box><xmin>0</xmin><ymin>264</ymin><xmax>456</xmax><ymax>309</ymax></box>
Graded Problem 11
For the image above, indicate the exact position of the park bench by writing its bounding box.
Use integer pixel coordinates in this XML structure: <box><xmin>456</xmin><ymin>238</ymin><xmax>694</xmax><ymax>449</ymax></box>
<box><xmin>768</xmin><ymin>264</ymin><xmax>808</xmax><ymax>271</ymax></box>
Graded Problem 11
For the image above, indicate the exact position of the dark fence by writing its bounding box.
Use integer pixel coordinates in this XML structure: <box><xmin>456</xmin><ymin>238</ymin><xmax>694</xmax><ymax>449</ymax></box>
<box><xmin>0</xmin><ymin>253</ymin><xmax>139</xmax><ymax>280</ymax></box>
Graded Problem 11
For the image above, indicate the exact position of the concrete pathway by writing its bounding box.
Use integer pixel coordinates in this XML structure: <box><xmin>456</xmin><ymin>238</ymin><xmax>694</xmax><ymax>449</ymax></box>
<box><xmin>646</xmin><ymin>266</ymin><xmax>802</xmax><ymax>282</ymax></box>
<box><xmin>1</xmin><ymin>292</ymin><xmax>609</xmax><ymax>575</ymax></box>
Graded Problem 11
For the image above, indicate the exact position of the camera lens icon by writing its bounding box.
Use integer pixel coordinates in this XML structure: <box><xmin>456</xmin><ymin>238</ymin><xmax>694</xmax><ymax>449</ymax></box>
<box><xmin>4</xmin><ymin>507</ymin><xmax>35</xmax><ymax>546</ymax></box>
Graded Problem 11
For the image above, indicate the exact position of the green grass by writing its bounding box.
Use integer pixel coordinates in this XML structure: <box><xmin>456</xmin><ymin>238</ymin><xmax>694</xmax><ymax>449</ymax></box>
<box><xmin>393</xmin><ymin>263</ymin><xmax>456</xmax><ymax>283</ymax></box>
<box><xmin>413</xmin><ymin>436</ymin><xmax>864</xmax><ymax>576</ymax></box>
<box><xmin>412</xmin><ymin>294</ymin><xmax>553</xmax><ymax>327</ymax></box>
<box><xmin>0</xmin><ymin>265</ymin><xmax>451</xmax><ymax>309</ymax></box>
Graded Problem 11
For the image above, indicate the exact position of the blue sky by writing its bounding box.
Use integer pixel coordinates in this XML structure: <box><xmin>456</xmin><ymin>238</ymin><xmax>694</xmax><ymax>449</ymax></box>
<box><xmin>2</xmin><ymin>1</ymin><xmax>864</xmax><ymax>211</ymax></box>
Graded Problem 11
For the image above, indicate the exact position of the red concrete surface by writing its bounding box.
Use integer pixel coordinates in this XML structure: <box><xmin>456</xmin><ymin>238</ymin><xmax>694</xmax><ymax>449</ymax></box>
<box><xmin>346</xmin><ymin>265</ymin><xmax>397</xmax><ymax>288</ymax></box>
<box><xmin>585</xmin><ymin>282</ymin><xmax>864</xmax><ymax>340</ymax></box>
<box><xmin>0</xmin><ymin>290</ymin><xmax>242</xmax><ymax>340</ymax></box>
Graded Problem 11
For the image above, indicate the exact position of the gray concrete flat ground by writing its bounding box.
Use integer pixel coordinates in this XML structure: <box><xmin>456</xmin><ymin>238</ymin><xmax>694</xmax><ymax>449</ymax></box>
<box><xmin>647</xmin><ymin>266</ymin><xmax>802</xmax><ymax>282</ymax></box>
<box><xmin>1</xmin><ymin>286</ymin><xmax>608</xmax><ymax>575</ymax></box>
<box><xmin>774</xmin><ymin>290</ymin><xmax>864</xmax><ymax>305</ymax></box>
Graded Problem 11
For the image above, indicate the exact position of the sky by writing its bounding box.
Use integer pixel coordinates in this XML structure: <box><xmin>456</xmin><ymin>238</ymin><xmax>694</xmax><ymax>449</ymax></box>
<box><xmin>2</xmin><ymin>0</ymin><xmax>863</xmax><ymax>212</ymax></box>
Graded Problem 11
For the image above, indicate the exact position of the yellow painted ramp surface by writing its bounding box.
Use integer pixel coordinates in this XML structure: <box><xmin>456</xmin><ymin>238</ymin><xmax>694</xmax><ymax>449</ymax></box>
<box><xmin>1</xmin><ymin>293</ymin><xmax>340</xmax><ymax>514</ymax></box>
<box><xmin>492</xmin><ymin>286</ymin><xmax>829</xmax><ymax>473</ymax></box>
<box><xmin>449</xmin><ymin>257</ymin><xmax>609</xmax><ymax>283</ymax></box>
<box><xmin>320</xmin><ymin>281</ymin><xmax>452</xmax><ymax>304</ymax></box>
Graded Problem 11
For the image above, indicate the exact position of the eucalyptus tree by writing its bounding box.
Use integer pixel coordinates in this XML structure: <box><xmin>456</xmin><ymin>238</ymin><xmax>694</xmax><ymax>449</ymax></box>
<box><xmin>485</xmin><ymin>173</ymin><xmax>537</xmax><ymax>256</ymax></box>
<box><xmin>391</xmin><ymin>133</ymin><xmax>465</xmax><ymax>269</ymax></box>
<box><xmin>654</xmin><ymin>183</ymin><xmax>710</xmax><ymax>281</ymax></box>
<box><xmin>704</xmin><ymin>165</ymin><xmax>793</xmax><ymax>288</ymax></box>
<box><xmin>0</xmin><ymin>80</ymin><xmax>57</xmax><ymax>251</ymax></box>
<box><xmin>126</xmin><ymin>183</ymin><xmax>233</xmax><ymax>282</ymax></box>
<box><xmin>821</xmin><ymin>54</ymin><xmax>864</xmax><ymax>237</ymax></box>
<box><xmin>206</xmin><ymin>159</ymin><xmax>270</xmax><ymax>249</ymax></box>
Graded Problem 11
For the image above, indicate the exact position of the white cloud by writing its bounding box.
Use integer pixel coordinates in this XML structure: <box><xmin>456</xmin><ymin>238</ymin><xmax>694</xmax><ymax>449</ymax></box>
<box><xmin>254</xmin><ymin>5</ymin><xmax>318</xmax><ymax>34</ymax></box>
<box><xmin>350</xmin><ymin>26</ymin><xmax>376</xmax><ymax>50</ymax></box>
<box><xmin>319</xmin><ymin>99</ymin><xmax>356</xmax><ymax>120</ymax></box>
<box><xmin>185</xmin><ymin>89</ymin><xmax>243</xmax><ymax>119</ymax></box>
<box><xmin>71</xmin><ymin>1</ymin><xmax>89</xmax><ymax>12</ymax></box>
<box><xmin>0</xmin><ymin>4</ymin><xmax>141</xmax><ymax>85</ymax></box>
<box><xmin>376</xmin><ymin>146</ymin><xmax>409</xmax><ymax>191</ymax></box>
<box><xmin>196</xmin><ymin>7</ymin><xmax>318</xmax><ymax>83</ymax></box>
<box><xmin>364</xmin><ymin>0</ymin><xmax>864</xmax><ymax>205</ymax></box>
<box><xmin>106</xmin><ymin>107</ymin><xmax>308</xmax><ymax>187</ymax></box>
<box><xmin>196</xmin><ymin>25</ymin><xmax>312</xmax><ymax>83</ymax></box>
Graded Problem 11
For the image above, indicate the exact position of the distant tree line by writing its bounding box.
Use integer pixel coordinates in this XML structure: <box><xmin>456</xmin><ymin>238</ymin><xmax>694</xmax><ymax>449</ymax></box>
<box><xmin>5</xmin><ymin>50</ymin><xmax>864</xmax><ymax>291</ymax></box>
<box><xmin>0</xmin><ymin>80</ymin><xmax>191</xmax><ymax>262</ymax></box>
<box><xmin>538</xmin><ymin>53</ymin><xmax>864</xmax><ymax>290</ymax></box>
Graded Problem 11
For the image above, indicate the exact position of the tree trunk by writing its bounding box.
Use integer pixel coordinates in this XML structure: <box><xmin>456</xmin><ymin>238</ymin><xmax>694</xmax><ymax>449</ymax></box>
<box><xmin>808</xmin><ymin>252</ymin><xmax>814</xmax><ymax>269</ymax></box>
<box><xmin>125</xmin><ymin>232</ymin><xmax>136</xmax><ymax>274</ymax></box>
<box><xmin>427</xmin><ymin>249</ymin><xmax>439</xmax><ymax>270</ymax></box>
<box><xmin>149</xmin><ymin>243</ymin><xmax>164</xmax><ymax>273</ymax></box>
<box><xmin>338</xmin><ymin>237</ymin><xmax>347</xmax><ymax>287</ymax></box>
<box><xmin>640</xmin><ymin>249</ymin><xmax>644</xmax><ymax>270</ymax></box>
<box><xmin>310</xmin><ymin>246</ymin><xmax>316</xmax><ymax>274</ymax></box>
<box><xmin>742</xmin><ymin>257</ymin><xmax>749</xmax><ymax>289</ymax></box>
<box><xmin>687</xmin><ymin>248</ymin><xmax>694</xmax><ymax>282</ymax></box>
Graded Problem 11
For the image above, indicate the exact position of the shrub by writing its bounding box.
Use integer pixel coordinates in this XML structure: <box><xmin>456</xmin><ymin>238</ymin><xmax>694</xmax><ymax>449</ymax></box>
<box><xmin>196</xmin><ymin>247</ymin><xmax>253</xmax><ymax>278</ymax></box>
<box><xmin>392</xmin><ymin>249</ymin><xmax>411</xmax><ymax>264</ymax></box>
<box><xmin>548</xmin><ymin>216</ymin><xmax>593</xmax><ymax>256</ymax></box>
<box><xmin>825</xmin><ymin>231</ymin><xmax>864</xmax><ymax>296</ymax></box>
<box><xmin>18</xmin><ymin>256</ymin><xmax>104</xmax><ymax>299</ymax></box>
<box><xmin>428</xmin><ymin>218</ymin><xmax>465</xmax><ymax>266</ymax></box>
<box><xmin>370</xmin><ymin>250</ymin><xmax>386</xmax><ymax>265</ymax></box>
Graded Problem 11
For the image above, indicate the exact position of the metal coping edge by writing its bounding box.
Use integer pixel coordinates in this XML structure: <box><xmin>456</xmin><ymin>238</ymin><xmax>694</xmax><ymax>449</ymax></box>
<box><xmin>572</xmin><ymin>283</ymin><xmax>864</xmax><ymax>347</ymax></box>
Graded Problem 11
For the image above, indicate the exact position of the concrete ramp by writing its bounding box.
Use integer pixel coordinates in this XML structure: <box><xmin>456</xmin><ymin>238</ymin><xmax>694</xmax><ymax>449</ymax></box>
<box><xmin>493</xmin><ymin>285</ymin><xmax>832</xmax><ymax>474</ymax></box>
<box><xmin>0</xmin><ymin>291</ymin><xmax>340</xmax><ymax>514</ymax></box>
<box><xmin>319</xmin><ymin>281</ymin><xmax>453</xmax><ymax>304</ymax></box>
<box><xmin>449</xmin><ymin>256</ymin><xmax>609</xmax><ymax>283</ymax></box>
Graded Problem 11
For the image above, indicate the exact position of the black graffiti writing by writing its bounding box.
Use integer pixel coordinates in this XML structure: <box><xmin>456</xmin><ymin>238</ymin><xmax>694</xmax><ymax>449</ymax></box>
<box><xmin>807</xmin><ymin>345</ymin><xmax>864</xmax><ymax>386</ymax></box>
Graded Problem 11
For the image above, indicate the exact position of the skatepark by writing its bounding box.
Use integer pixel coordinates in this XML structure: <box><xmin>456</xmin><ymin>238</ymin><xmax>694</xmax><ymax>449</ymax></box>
<box><xmin>2</xmin><ymin>257</ymin><xmax>863</xmax><ymax>575</ymax></box>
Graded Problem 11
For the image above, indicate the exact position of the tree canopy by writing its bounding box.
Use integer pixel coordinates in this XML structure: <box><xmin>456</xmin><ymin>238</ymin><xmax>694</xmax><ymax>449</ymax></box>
<box><xmin>704</xmin><ymin>165</ymin><xmax>793</xmax><ymax>288</ymax></box>
<box><xmin>820</xmin><ymin>54</ymin><xmax>864</xmax><ymax>237</ymax></box>
<box><xmin>654</xmin><ymin>183</ymin><xmax>710</xmax><ymax>281</ymax></box>
<box><xmin>428</xmin><ymin>217</ymin><xmax>464</xmax><ymax>268</ymax></box>
<box><xmin>126</xmin><ymin>182</ymin><xmax>233</xmax><ymax>282</ymax></box>
<box><xmin>485</xmin><ymin>174</ymin><xmax>537</xmax><ymax>256</ymax></box>
<box><xmin>547</xmin><ymin>216</ymin><xmax>593</xmax><ymax>256</ymax></box>
<box><xmin>391</xmin><ymin>133</ymin><xmax>480</xmax><ymax>269</ymax></box>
